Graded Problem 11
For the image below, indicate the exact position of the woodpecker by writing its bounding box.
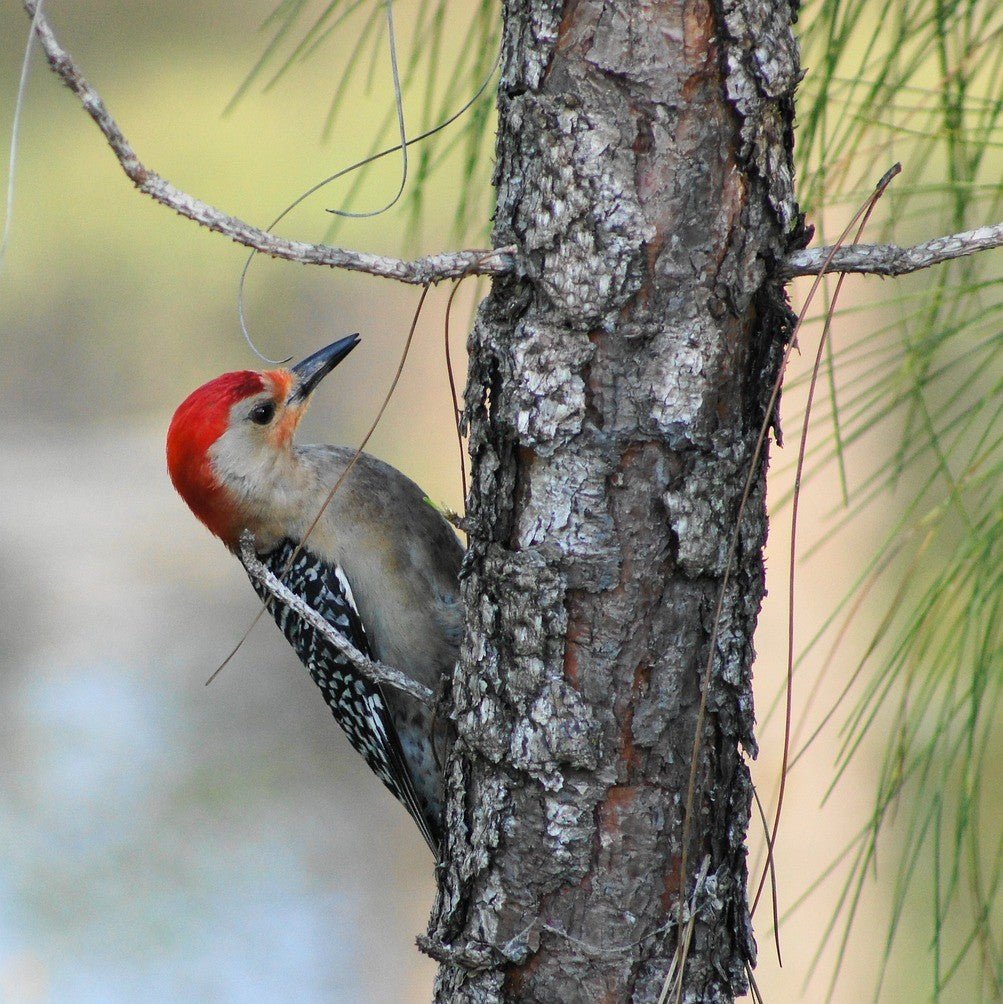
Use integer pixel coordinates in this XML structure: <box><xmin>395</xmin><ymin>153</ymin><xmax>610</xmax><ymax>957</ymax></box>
<box><xmin>166</xmin><ymin>335</ymin><xmax>462</xmax><ymax>854</ymax></box>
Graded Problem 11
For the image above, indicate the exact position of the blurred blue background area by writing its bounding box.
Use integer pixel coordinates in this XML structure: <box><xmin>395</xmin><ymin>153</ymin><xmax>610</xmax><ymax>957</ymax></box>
<box><xmin>0</xmin><ymin>428</ymin><xmax>441</xmax><ymax>1002</ymax></box>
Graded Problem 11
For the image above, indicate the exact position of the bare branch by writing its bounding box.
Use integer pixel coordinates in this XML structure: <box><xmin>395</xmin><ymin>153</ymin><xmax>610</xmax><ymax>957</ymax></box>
<box><xmin>782</xmin><ymin>222</ymin><xmax>1003</xmax><ymax>278</ymax></box>
<box><xmin>23</xmin><ymin>1</ymin><xmax>1001</xmax><ymax>289</ymax></box>
<box><xmin>237</xmin><ymin>532</ymin><xmax>435</xmax><ymax>707</ymax></box>
<box><xmin>22</xmin><ymin>0</ymin><xmax>513</xmax><ymax>285</ymax></box>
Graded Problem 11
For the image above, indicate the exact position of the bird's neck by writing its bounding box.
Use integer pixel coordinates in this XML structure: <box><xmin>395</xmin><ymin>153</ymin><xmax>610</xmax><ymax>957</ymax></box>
<box><xmin>209</xmin><ymin>443</ymin><xmax>328</xmax><ymax>552</ymax></box>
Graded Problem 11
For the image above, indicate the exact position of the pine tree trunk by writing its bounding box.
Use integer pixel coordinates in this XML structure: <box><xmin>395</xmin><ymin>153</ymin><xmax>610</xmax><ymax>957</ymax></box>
<box><xmin>427</xmin><ymin>1</ymin><xmax>802</xmax><ymax>1000</ymax></box>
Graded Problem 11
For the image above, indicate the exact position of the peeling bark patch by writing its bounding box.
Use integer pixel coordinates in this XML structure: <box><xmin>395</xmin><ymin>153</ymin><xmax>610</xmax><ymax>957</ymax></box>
<box><xmin>717</xmin><ymin>0</ymin><xmax>800</xmax><ymax>228</ymax></box>
<box><xmin>662</xmin><ymin>447</ymin><xmax>750</xmax><ymax>577</ymax></box>
<box><xmin>683</xmin><ymin>0</ymin><xmax>719</xmax><ymax>87</ymax></box>
<box><xmin>619</xmin><ymin>702</ymin><xmax>641</xmax><ymax>776</ymax></box>
<box><xmin>561</xmin><ymin>592</ymin><xmax>593</xmax><ymax>690</ymax></box>
<box><xmin>454</xmin><ymin>548</ymin><xmax>600</xmax><ymax>785</ymax></box>
<box><xmin>662</xmin><ymin>853</ymin><xmax>683</xmax><ymax>910</ymax></box>
<box><xmin>506</xmin><ymin>318</ymin><xmax>591</xmax><ymax>450</ymax></box>
<box><xmin>515</xmin><ymin>450</ymin><xmax>618</xmax><ymax>589</ymax></box>
<box><xmin>513</xmin><ymin>95</ymin><xmax>649</xmax><ymax>326</ymax></box>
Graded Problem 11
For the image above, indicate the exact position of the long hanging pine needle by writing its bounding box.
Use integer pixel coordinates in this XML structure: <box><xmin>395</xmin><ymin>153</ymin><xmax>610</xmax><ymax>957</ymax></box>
<box><xmin>663</xmin><ymin>163</ymin><xmax>901</xmax><ymax>1004</ymax></box>
<box><xmin>750</xmin><ymin>168</ymin><xmax>895</xmax><ymax>922</ymax></box>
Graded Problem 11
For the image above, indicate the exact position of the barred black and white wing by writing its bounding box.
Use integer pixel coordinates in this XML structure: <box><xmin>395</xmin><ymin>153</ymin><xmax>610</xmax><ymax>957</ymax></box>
<box><xmin>250</xmin><ymin>538</ymin><xmax>439</xmax><ymax>853</ymax></box>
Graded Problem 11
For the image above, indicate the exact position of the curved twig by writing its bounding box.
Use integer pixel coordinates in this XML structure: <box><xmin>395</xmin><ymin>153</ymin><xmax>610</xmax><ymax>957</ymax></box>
<box><xmin>21</xmin><ymin>0</ymin><xmax>512</xmax><ymax>285</ymax></box>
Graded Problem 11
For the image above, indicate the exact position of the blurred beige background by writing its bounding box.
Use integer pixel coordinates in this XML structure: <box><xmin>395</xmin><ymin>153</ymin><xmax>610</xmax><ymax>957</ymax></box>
<box><xmin>0</xmin><ymin>2</ymin><xmax>994</xmax><ymax>1002</ymax></box>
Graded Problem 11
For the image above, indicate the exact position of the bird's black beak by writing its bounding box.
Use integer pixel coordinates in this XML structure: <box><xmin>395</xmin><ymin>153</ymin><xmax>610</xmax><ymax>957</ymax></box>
<box><xmin>289</xmin><ymin>334</ymin><xmax>360</xmax><ymax>403</ymax></box>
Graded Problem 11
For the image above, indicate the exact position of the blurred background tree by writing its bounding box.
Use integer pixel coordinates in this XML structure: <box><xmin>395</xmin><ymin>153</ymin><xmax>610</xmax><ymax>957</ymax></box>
<box><xmin>0</xmin><ymin>1</ymin><xmax>999</xmax><ymax>1001</ymax></box>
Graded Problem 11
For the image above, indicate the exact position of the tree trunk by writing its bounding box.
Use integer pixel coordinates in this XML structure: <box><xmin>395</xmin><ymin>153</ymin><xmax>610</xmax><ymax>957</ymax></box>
<box><xmin>428</xmin><ymin>1</ymin><xmax>802</xmax><ymax>1000</ymax></box>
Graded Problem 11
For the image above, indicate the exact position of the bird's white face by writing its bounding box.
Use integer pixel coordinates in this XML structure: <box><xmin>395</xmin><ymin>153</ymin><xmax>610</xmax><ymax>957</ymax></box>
<box><xmin>208</xmin><ymin>372</ymin><xmax>308</xmax><ymax>515</ymax></box>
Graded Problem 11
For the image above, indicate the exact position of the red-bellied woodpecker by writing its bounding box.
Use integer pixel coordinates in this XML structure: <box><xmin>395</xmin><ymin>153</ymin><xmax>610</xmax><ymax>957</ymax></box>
<box><xmin>166</xmin><ymin>335</ymin><xmax>461</xmax><ymax>853</ymax></box>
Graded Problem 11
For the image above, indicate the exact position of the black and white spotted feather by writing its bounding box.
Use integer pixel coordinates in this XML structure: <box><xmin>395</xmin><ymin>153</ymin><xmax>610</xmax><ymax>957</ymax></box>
<box><xmin>250</xmin><ymin>538</ymin><xmax>439</xmax><ymax>853</ymax></box>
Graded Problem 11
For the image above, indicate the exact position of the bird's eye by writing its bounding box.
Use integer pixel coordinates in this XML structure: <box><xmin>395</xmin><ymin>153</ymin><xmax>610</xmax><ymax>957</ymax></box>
<box><xmin>248</xmin><ymin>401</ymin><xmax>276</xmax><ymax>425</ymax></box>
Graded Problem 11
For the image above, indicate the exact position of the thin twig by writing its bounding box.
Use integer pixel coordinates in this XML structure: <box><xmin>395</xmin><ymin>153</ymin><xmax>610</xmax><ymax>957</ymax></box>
<box><xmin>751</xmin><ymin>180</ymin><xmax>891</xmax><ymax>920</ymax></box>
<box><xmin>21</xmin><ymin>0</ymin><xmax>512</xmax><ymax>285</ymax></box>
<box><xmin>782</xmin><ymin>222</ymin><xmax>1003</xmax><ymax>278</ymax></box>
<box><xmin>238</xmin><ymin>531</ymin><xmax>434</xmax><ymax>706</ymax></box>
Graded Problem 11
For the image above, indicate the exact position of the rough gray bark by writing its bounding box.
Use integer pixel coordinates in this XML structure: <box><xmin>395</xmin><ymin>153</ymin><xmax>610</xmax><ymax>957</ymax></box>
<box><xmin>427</xmin><ymin>1</ymin><xmax>802</xmax><ymax>1001</ymax></box>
